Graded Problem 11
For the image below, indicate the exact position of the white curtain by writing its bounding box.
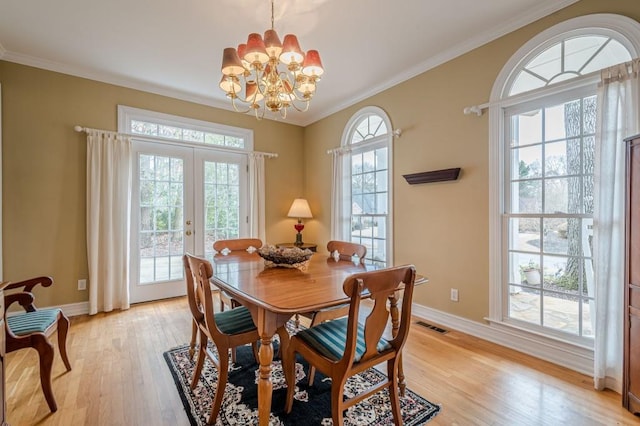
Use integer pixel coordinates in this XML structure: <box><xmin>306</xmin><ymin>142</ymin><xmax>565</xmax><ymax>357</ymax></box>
<box><xmin>330</xmin><ymin>149</ymin><xmax>351</xmax><ymax>240</ymax></box>
<box><xmin>249</xmin><ymin>153</ymin><xmax>266</xmax><ymax>242</ymax></box>
<box><xmin>593</xmin><ymin>59</ymin><xmax>640</xmax><ymax>391</ymax></box>
<box><xmin>86</xmin><ymin>130</ymin><xmax>132</xmax><ymax>315</ymax></box>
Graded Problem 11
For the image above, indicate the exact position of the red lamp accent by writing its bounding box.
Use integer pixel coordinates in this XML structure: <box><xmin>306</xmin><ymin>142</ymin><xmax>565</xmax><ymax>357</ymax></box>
<box><xmin>287</xmin><ymin>198</ymin><xmax>313</xmax><ymax>246</ymax></box>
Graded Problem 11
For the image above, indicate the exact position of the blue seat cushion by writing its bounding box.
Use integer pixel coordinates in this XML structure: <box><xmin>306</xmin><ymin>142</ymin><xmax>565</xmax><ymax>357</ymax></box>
<box><xmin>215</xmin><ymin>306</ymin><xmax>257</xmax><ymax>335</ymax></box>
<box><xmin>7</xmin><ymin>309</ymin><xmax>61</xmax><ymax>336</ymax></box>
<box><xmin>295</xmin><ymin>317</ymin><xmax>391</xmax><ymax>362</ymax></box>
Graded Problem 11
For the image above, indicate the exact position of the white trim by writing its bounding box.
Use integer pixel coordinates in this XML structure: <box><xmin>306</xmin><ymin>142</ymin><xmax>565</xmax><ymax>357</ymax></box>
<box><xmin>412</xmin><ymin>303</ymin><xmax>597</xmax><ymax>377</ymax></box>
<box><xmin>117</xmin><ymin>105</ymin><xmax>254</xmax><ymax>150</ymax></box>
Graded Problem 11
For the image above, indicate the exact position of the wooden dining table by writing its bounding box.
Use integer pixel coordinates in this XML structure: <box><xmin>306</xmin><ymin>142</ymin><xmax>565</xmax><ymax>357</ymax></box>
<box><xmin>210</xmin><ymin>251</ymin><xmax>421</xmax><ymax>426</ymax></box>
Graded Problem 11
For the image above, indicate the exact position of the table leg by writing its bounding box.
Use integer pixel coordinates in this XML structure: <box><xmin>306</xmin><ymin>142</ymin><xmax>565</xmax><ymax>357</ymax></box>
<box><xmin>389</xmin><ymin>290</ymin><xmax>406</xmax><ymax>397</ymax></box>
<box><xmin>257</xmin><ymin>334</ymin><xmax>274</xmax><ymax>426</ymax></box>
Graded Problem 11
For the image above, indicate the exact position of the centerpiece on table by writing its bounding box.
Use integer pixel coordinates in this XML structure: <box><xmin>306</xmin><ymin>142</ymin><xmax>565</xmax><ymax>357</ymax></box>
<box><xmin>257</xmin><ymin>244</ymin><xmax>313</xmax><ymax>270</ymax></box>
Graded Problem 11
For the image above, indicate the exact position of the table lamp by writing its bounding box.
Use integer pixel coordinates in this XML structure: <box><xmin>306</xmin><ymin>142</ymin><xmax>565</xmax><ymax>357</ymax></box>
<box><xmin>287</xmin><ymin>198</ymin><xmax>313</xmax><ymax>246</ymax></box>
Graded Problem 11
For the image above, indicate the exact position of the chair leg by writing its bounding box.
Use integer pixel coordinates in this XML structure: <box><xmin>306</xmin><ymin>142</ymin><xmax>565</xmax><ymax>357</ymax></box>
<box><xmin>251</xmin><ymin>341</ymin><xmax>259</xmax><ymax>364</ymax></box>
<box><xmin>191</xmin><ymin>330</ymin><xmax>207</xmax><ymax>390</ymax></box>
<box><xmin>387</xmin><ymin>359</ymin><xmax>402</xmax><ymax>425</ymax></box>
<box><xmin>34</xmin><ymin>335</ymin><xmax>58</xmax><ymax>412</ymax></box>
<box><xmin>188</xmin><ymin>319</ymin><xmax>198</xmax><ymax>360</ymax></box>
<box><xmin>284</xmin><ymin>347</ymin><xmax>296</xmax><ymax>413</ymax></box>
<box><xmin>56</xmin><ymin>312</ymin><xmax>72</xmax><ymax>371</ymax></box>
<box><xmin>330</xmin><ymin>379</ymin><xmax>346</xmax><ymax>426</ymax></box>
<box><xmin>276</xmin><ymin>326</ymin><xmax>289</xmax><ymax>359</ymax></box>
<box><xmin>208</xmin><ymin>348</ymin><xmax>229</xmax><ymax>425</ymax></box>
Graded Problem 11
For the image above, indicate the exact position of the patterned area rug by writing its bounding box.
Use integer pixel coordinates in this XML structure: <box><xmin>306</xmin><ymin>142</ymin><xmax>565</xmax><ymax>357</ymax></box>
<box><xmin>164</xmin><ymin>341</ymin><xmax>441</xmax><ymax>425</ymax></box>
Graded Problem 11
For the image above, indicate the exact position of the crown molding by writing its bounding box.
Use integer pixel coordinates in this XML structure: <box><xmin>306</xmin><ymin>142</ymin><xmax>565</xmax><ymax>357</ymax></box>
<box><xmin>0</xmin><ymin>50</ymin><xmax>311</xmax><ymax>127</ymax></box>
<box><xmin>300</xmin><ymin>0</ymin><xmax>581</xmax><ymax>126</ymax></box>
<box><xmin>0</xmin><ymin>0</ymin><xmax>580</xmax><ymax>128</ymax></box>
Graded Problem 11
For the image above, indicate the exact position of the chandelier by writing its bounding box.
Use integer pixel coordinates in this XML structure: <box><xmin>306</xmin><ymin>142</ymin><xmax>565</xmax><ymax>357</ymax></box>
<box><xmin>219</xmin><ymin>0</ymin><xmax>324</xmax><ymax>120</ymax></box>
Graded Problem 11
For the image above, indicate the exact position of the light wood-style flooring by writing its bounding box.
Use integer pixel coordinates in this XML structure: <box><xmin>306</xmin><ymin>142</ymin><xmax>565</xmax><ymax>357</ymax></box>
<box><xmin>5</xmin><ymin>297</ymin><xmax>639</xmax><ymax>425</ymax></box>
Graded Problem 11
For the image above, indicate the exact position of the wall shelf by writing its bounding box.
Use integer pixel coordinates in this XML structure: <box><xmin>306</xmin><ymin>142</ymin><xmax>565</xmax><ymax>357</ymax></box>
<box><xmin>403</xmin><ymin>168</ymin><xmax>461</xmax><ymax>185</ymax></box>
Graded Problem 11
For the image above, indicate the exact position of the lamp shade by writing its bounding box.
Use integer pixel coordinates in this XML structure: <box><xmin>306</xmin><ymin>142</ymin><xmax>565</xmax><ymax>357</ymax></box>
<box><xmin>287</xmin><ymin>198</ymin><xmax>313</xmax><ymax>219</ymax></box>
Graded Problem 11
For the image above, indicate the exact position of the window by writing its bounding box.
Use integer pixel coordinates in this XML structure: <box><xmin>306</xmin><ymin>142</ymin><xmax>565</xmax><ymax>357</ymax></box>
<box><xmin>489</xmin><ymin>15</ymin><xmax>640</xmax><ymax>345</ymax></box>
<box><xmin>118</xmin><ymin>106</ymin><xmax>253</xmax><ymax>302</ymax></box>
<box><xmin>338</xmin><ymin>107</ymin><xmax>393</xmax><ymax>267</ymax></box>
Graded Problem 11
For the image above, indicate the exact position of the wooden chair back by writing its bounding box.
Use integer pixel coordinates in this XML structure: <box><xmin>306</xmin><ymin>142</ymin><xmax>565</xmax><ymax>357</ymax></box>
<box><xmin>184</xmin><ymin>254</ymin><xmax>222</xmax><ymax>338</ymax></box>
<box><xmin>213</xmin><ymin>238</ymin><xmax>263</xmax><ymax>252</ymax></box>
<box><xmin>284</xmin><ymin>264</ymin><xmax>416</xmax><ymax>424</ymax></box>
<box><xmin>341</xmin><ymin>264</ymin><xmax>416</xmax><ymax>365</ymax></box>
<box><xmin>326</xmin><ymin>240</ymin><xmax>367</xmax><ymax>263</ymax></box>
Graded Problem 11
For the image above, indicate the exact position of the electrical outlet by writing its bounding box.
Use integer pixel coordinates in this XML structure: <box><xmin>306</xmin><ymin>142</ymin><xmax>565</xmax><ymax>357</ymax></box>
<box><xmin>78</xmin><ymin>279</ymin><xmax>87</xmax><ymax>291</ymax></box>
<box><xmin>450</xmin><ymin>288</ymin><xmax>459</xmax><ymax>302</ymax></box>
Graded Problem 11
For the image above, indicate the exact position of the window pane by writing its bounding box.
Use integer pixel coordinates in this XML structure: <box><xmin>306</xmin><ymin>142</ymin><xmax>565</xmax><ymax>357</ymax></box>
<box><xmin>376</xmin><ymin>170</ymin><xmax>388</xmax><ymax>192</ymax></box>
<box><xmin>509</xmin><ymin>288</ymin><xmax>541</xmax><ymax>326</ymax></box>
<box><xmin>375</xmin><ymin>148</ymin><xmax>388</xmax><ymax>170</ymax></box>
<box><xmin>509</xmin><ymin>218</ymin><xmax>541</xmax><ymax>253</ymax></box>
<box><xmin>544</xmin><ymin>141</ymin><xmax>567</xmax><ymax>176</ymax></box>
<box><xmin>543</xmin><ymin>293</ymin><xmax>579</xmax><ymax>334</ymax></box>
<box><xmin>511</xmin><ymin>180</ymin><xmax>542</xmax><ymax>213</ymax></box>
<box><xmin>375</xmin><ymin>193</ymin><xmax>387</xmax><ymax>214</ymax></box>
<box><xmin>544</xmin><ymin>104</ymin><xmax>568</xmax><ymax>141</ymax></box>
<box><xmin>528</xmin><ymin>43</ymin><xmax>562</xmax><ymax>81</ymax></box>
<box><xmin>511</xmin><ymin>110</ymin><xmax>542</xmax><ymax>146</ymax></box>
<box><xmin>544</xmin><ymin>177</ymin><xmax>581</xmax><ymax>213</ymax></box>
<box><xmin>512</xmin><ymin>145</ymin><xmax>542</xmax><ymax>179</ymax></box>
<box><xmin>159</xmin><ymin>125</ymin><xmax>181</xmax><ymax>139</ymax></box>
<box><xmin>564</xmin><ymin>36</ymin><xmax>608</xmax><ymax>72</ymax></box>
<box><xmin>581</xmin><ymin>39</ymin><xmax>631</xmax><ymax>74</ymax></box>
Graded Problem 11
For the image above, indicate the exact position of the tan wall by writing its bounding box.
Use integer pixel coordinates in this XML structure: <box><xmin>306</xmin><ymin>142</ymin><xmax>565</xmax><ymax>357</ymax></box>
<box><xmin>0</xmin><ymin>62</ymin><xmax>304</xmax><ymax>307</ymax></box>
<box><xmin>303</xmin><ymin>0</ymin><xmax>640</xmax><ymax>322</ymax></box>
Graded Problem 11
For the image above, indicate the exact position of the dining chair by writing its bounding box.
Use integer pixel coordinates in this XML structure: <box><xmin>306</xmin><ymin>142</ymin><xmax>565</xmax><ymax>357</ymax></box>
<box><xmin>295</xmin><ymin>240</ymin><xmax>367</xmax><ymax>381</ymax></box>
<box><xmin>212</xmin><ymin>238</ymin><xmax>263</xmax><ymax>311</ymax></box>
<box><xmin>4</xmin><ymin>276</ymin><xmax>72</xmax><ymax>412</ymax></box>
<box><xmin>284</xmin><ymin>264</ymin><xmax>416</xmax><ymax>425</ymax></box>
<box><xmin>184</xmin><ymin>253</ymin><xmax>260</xmax><ymax>424</ymax></box>
<box><xmin>185</xmin><ymin>238</ymin><xmax>262</xmax><ymax>360</ymax></box>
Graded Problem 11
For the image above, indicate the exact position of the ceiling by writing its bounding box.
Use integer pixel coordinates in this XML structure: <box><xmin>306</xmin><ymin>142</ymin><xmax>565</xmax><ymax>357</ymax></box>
<box><xmin>0</xmin><ymin>0</ymin><xmax>579</xmax><ymax>126</ymax></box>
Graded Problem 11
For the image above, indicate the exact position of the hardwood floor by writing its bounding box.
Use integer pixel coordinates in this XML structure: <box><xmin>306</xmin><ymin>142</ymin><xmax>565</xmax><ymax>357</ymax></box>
<box><xmin>5</xmin><ymin>297</ymin><xmax>638</xmax><ymax>425</ymax></box>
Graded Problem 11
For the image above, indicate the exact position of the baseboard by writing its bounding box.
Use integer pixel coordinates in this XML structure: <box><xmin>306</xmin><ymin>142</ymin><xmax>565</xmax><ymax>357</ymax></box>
<box><xmin>411</xmin><ymin>302</ymin><xmax>595</xmax><ymax>377</ymax></box>
<box><xmin>6</xmin><ymin>301</ymin><xmax>90</xmax><ymax>318</ymax></box>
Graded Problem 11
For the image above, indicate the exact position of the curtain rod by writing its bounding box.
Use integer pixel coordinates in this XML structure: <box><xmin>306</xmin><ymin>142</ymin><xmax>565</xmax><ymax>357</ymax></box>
<box><xmin>326</xmin><ymin>128</ymin><xmax>402</xmax><ymax>154</ymax></box>
<box><xmin>74</xmin><ymin>125</ymin><xmax>278</xmax><ymax>158</ymax></box>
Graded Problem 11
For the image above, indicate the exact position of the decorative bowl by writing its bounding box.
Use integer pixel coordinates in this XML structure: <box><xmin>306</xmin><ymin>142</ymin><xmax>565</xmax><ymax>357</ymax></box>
<box><xmin>257</xmin><ymin>244</ymin><xmax>313</xmax><ymax>269</ymax></box>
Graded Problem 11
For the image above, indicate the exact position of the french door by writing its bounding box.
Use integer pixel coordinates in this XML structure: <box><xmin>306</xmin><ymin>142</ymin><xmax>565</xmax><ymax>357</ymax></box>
<box><xmin>130</xmin><ymin>140</ymin><xmax>247</xmax><ymax>303</ymax></box>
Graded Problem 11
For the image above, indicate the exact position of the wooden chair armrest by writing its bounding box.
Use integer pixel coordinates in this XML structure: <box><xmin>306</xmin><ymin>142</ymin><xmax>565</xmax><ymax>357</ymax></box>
<box><xmin>5</xmin><ymin>276</ymin><xmax>53</xmax><ymax>293</ymax></box>
<box><xmin>4</xmin><ymin>291</ymin><xmax>36</xmax><ymax>313</ymax></box>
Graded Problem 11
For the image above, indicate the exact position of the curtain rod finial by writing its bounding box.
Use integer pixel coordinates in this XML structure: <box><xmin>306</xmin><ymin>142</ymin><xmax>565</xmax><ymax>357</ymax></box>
<box><xmin>463</xmin><ymin>106</ymin><xmax>483</xmax><ymax>116</ymax></box>
<box><xmin>74</xmin><ymin>125</ymin><xmax>84</xmax><ymax>132</ymax></box>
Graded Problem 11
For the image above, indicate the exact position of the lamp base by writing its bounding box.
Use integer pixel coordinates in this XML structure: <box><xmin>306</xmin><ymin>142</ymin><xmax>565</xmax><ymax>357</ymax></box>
<box><xmin>294</xmin><ymin>221</ymin><xmax>305</xmax><ymax>246</ymax></box>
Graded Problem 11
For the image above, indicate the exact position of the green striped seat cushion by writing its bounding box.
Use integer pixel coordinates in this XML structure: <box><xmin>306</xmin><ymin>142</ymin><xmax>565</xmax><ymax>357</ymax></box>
<box><xmin>7</xmin><ymin>309</ymin><xmax>61</xmax><ymax>335</ymax></box>
<box><xmin>215</xmin><ymin>306</ymin><xmax>257</xmax><ymax>335</ymax></box>
<box><xmin>295</xmin><ymin>317</ymin><xmax>391</xmax><ymax>362</ymax></box>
